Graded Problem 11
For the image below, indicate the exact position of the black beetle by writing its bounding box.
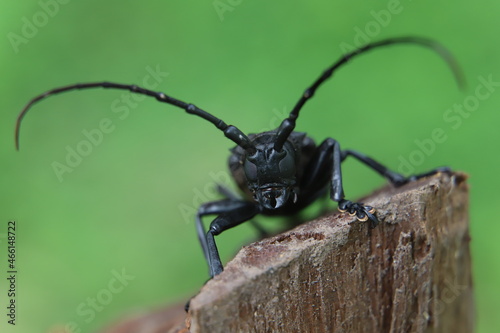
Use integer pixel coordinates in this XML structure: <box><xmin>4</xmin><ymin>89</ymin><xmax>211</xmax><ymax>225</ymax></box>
<box><xmin>15</xmin><ymin>37</ymin><xmax>462</xmax><ymax>279</ymax></box>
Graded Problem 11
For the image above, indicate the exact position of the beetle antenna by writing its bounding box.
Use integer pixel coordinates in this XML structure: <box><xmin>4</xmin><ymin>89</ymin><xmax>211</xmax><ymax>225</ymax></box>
<box><xmin>15</xmin><ymin>82</ymin><xmax>256</xmax><ymax>154</ymax></box>
<box><xmin>273</xmin><ymin>36</ymin><xmax>465</xmax><ymax>151</ymax></box>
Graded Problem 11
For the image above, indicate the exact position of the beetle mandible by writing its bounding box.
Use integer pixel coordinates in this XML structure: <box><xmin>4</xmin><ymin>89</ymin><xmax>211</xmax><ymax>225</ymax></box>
<box><xmin>15</xmin><ymin>37</ymin><xmax>462</xmax><ymax>279</ymax></box>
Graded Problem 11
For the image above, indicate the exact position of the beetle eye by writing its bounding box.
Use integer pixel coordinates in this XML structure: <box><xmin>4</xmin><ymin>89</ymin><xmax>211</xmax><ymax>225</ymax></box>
<box><xmin>243</xmin><ymin>160</ymin><xmax>258</xmax><ymax>181</ymax></box>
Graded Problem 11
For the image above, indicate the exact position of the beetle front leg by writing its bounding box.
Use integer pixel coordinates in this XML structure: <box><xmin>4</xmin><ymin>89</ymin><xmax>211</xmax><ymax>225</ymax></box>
<box><xmin>196</xmin><ymin>200</ymin><xmax>260</xmax><ymax>277</ymax></box>
<box><xmin>302</xmin><ymin>138</ymin><xmax>380</xmax><ymax>227</ymax></box>
<box><xmin>330</xmin><ymin>140</ymin><xmax>380</xmax><ymax>227</ymax></box>
<box><xmin>185</xmin><ymin>200</ymin><xmax>259</xmax><ymax>312</ymax></box>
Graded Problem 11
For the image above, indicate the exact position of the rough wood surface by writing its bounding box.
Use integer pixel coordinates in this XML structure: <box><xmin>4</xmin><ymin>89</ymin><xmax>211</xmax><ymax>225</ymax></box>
<box><xmin>101</xmin><ymin>171</ymin><xmax>474</xmax><ymax>333</ymax></box>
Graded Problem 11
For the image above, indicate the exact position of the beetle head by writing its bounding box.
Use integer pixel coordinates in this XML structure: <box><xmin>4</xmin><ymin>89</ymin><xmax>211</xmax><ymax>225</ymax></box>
<box><xmin>243</xmin><ymin>142</ymin><xmax>298</xmax><ymax>210</ymax></box>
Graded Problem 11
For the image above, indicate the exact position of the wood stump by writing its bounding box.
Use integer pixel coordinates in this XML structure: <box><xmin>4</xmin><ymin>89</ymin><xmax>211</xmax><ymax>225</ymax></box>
<box><xmin>101</xmin><ymin>171</ymin><xmax>474</xmax><ymax>333</ymax></box>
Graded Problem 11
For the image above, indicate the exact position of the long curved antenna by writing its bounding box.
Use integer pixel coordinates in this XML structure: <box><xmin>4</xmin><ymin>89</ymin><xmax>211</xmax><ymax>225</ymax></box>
<box><xmin>273</xmin><ymin>36</ymin><xmax>465</xmax><ymax>151</ymax></box>
<box><xmin>15</xmin><ymin>82</ymin><xmax>256</xmax><ymax>153</ymax></box>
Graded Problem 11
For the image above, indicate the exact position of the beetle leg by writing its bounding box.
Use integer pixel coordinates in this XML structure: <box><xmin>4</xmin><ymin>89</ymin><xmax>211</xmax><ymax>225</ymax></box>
<box><xmin>301</xmin><ymin>138</ymin><xmax>379</xmax><ymax>227</ymax></box>
<box><xmin>214</xmin><ymin>184</ymin><xmax>269</xmax><ymax>238</ymax></box>
<box><xmin>186</xmin><ymin>199</ymin><xmax>260</xmax><ymax>312</ymax></box>
<box><xmin>341</xmin><ymin>149</ymin><xmax>451</xmax><ymax>186</ymax></box>
<box><xmin>195</xmin><ymin>199</ymin><xmax>260</xmax><ymax>277</ymax></box>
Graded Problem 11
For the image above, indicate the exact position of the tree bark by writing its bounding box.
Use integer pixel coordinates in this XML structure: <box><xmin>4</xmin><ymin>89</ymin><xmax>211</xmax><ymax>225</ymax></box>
<box><xmin>101</xmin><ymin>171</ymin><xmax>474</xmax><ymax>333</ymax></box>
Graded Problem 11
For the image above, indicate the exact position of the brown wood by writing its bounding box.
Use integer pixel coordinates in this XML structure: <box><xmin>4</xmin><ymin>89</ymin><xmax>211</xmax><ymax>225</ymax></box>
<box><xmin>100</xmin><ymin>171</ymin><xmax>474</xmax><ymax>333</ymax></box>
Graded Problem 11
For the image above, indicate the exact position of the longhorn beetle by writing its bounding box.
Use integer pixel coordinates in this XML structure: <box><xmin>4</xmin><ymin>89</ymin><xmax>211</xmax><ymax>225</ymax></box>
<box><xmin>15</xmin><ymin>37</ymin><xmax>462</xmax><ymax>280</ymax></box>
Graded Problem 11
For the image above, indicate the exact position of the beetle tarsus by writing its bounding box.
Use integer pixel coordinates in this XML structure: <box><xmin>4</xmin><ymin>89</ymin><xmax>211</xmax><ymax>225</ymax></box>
<box><xmin>338</xmin><ymin>199</ymin><xmax>379</xmax><ymax>228</ymax></box>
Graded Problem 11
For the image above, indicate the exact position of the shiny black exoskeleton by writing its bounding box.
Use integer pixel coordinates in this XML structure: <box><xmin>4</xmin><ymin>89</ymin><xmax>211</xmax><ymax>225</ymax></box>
<box><xmin>15</xmin><ymin>37</ymin><xmax>462</xmax><ymax>280</ymax></box>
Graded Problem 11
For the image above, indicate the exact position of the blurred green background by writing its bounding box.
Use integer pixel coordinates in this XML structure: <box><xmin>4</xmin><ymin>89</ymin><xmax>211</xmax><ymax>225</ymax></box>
<box><xmin>0</xmin><ymin>1</ymin><xmax>498</xmax><ymax>332</ymax></box>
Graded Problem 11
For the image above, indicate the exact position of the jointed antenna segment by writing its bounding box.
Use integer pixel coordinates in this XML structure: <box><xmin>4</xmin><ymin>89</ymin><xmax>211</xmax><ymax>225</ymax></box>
<box><xmin>273</xmin><ymin>37</ymin><xmax>464</xmax><ymax>151</ymax></box>
<box><xmin>15</xmin><ymin>82</ymin><xmax>255</xmax><ymax>153</ymax></box>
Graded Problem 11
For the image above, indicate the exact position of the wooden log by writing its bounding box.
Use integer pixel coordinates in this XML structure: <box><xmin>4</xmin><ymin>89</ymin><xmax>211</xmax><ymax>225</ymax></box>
<box><xmin>101</xmin><ymin>171</ymin><xmax>474</xmax><ymax>333</ymax></box>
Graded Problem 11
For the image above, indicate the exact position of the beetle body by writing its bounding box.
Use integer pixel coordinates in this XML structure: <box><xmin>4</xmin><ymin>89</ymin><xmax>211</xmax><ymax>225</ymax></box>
<box><xmin>15</xmin><ymin>37</ymin><xmax>463</xmax><ymax>282</ymax></box>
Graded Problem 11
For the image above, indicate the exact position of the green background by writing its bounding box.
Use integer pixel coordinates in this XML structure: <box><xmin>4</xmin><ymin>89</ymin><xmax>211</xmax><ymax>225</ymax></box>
<box><xmin>1</xmin><ymin>1</ymin><xmax>498</xmax><ymax>332</ymax></box>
